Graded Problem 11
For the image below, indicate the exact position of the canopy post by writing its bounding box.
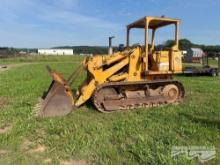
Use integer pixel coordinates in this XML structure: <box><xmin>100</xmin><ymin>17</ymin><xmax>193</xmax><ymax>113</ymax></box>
<box><xmin>144</xmin><ymin>18</ymin><xmax>149</xmax><ymax>72</ymax></box>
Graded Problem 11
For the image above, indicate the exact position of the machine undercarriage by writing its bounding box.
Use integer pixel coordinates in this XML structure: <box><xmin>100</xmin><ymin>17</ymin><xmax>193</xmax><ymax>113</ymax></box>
<box><xmin>93</xmin><ymin>80</ymin><xmax>184</xmax><ymax>112</ymax></box>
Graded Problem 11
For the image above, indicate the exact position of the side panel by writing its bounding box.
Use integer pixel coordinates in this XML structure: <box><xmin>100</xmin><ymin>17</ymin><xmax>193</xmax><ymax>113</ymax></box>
<box><xmin>172</xmin><ymin>51</ymin><xmax>182</xmax><ymax>73</ymax></box>
<box><xmin>158</xmin><ymin>51</ymin><xmax>170</xmax><ymax>71</ymax></box>
<box><xmin>150</xmin><ymin>51</ymin><xmax>169</xmax><ymax>71</ymax></box>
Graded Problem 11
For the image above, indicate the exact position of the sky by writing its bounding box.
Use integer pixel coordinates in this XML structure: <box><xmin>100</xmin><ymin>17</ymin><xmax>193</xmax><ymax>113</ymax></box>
<box><xmin>0</xmin><ymin>0</ymin><xmax>219</xmax><ymax>48</ymax></box>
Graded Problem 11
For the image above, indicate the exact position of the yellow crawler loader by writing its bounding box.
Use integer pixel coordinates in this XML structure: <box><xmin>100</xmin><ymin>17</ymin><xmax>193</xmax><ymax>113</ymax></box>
<box><xmin>35</xmin><ymin>16</ymin><xmax>185</xmax><ymax>117</ymax></box>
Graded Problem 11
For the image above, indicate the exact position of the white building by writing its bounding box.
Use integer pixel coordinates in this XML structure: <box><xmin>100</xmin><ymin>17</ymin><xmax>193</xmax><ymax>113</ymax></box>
<box><xmin>38</xmin><ymin>49</ymin><xmax>74</xmax><ymax>55</ymax></box>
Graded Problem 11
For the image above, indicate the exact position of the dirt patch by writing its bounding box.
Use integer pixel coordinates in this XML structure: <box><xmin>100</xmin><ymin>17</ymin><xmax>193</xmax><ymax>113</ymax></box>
<box><xmin>28</xmin><ymin>145</ymin><xmax>46</xmax><ymax>153</ymax></box>
<box><xmin>43</xmin><ymin>158</ymin><xmax>52</xmax><ymax>164</ymax></box>
<box><xmin>60</xmin><ymin>160</ymin><xmax>88</xmax><ymax>165</ymax></box>
<box><xmin>35</xmin><ymin>129</ymin><xmax>46</xmax><ymax>137</ymax></box>
<box><xmin>21</xmin><ymin>139</ymin><xmax>34</xmax><ymax>151</ymax></box>
<box><xmin>0</xmin><ymin>65</ymin><xmax>7</xmax><ymax>69</ymax></box>
<box><xmin>0</xmin><ymin>63</ymin><xmax>32</xmax><ymax>74</ymax></box>
<box><xmin>0</xmin><ymin>97</ymin><xmax>11</xmax><ymax>108</ymax></box>
<box><xmin>0</xmin><ymin>65</ymin><xmax>8</xmax><ymax>73</ymax></box>
<box><xmin>0</xmin><ymin>149</ymin><xmax>9</xmax><ymax>155</ymax></box>
<box><xmin>21</xmin><ymin>139</ymin><xmax>46</xmax><ymax>153</ymax></box>
<box><xmin>0</xmin><ymin>65</ymin><xmax>11</xmax><ymax>73</ymax></box>
<box><xmin>0</xmin><ymin>124</ymin><xmax>12</xmax><ymax>134</ymax></box>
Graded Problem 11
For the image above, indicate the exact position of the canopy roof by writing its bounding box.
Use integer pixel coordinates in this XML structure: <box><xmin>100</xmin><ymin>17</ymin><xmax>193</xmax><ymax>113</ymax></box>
<box><xmin>127</xmin><ymin>16</ymin><xmax>180</xmax><ymax>29</ymax></box>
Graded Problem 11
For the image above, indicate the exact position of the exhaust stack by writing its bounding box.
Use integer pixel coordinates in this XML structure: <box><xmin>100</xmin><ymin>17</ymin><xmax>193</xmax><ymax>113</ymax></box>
<box><xmin>108</xmin><ymin>36</ymin><xmax>115</xmax><ymax>55</ymax></box>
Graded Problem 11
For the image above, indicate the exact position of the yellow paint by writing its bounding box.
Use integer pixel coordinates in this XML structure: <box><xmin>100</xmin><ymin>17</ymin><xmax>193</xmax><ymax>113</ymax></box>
<box><xmin>109</xmin><ymin>73</ymin><xmax>128</xmax><ymax>81</ymax></box>
<box><xmin>75</xmin><ymin>79</ymin><xmax>96</xmax><ymax>107</ymax></box>
<box><xmin>128</xmin><ymin>47</ymin><xmax>142</xmax><ymax>81</ymax></box>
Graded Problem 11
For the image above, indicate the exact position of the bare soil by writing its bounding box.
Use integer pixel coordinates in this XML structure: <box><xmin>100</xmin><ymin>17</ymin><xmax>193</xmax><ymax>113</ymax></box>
<box><xmin>0</xmin><ymin>124</ymin><xmax>12</xmax><ymax>134</ymax></box>
<box><xmin>28</xmin><ymin>145</ymin><xmax>46</xmax><ymax>153</ymax></box>
<box><xmin>0</xmin><ymin>97</ymin><xmax>10</xmax><ymax>107</ymax></box>
<box><xmin>0</xmin><ymin>150</ymin><xmax>9</xmax><ymax>155</ymax></box>
<box><xmin>60</xmin><ymin>160</ymin><xmax>88</xmax><ymax>165</ymax></box>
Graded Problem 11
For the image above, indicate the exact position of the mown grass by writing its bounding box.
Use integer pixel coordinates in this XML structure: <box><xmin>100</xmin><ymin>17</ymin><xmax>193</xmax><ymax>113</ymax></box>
<box><xmin>0</xmin><ymin>55</ymin><xmax>84</xmax><ymax>64</ymax></box>
<box><xmin>0</xmin><ymin>56</ymin><xmax>219</xmax><ymax>164</ymax></box>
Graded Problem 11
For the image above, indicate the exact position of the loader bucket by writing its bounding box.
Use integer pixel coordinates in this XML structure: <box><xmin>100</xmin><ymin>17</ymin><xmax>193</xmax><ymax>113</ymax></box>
<box><xmin>34</xmin><ymin>67</ymin><xmax>76</xmax><ymax>118</ymax></box>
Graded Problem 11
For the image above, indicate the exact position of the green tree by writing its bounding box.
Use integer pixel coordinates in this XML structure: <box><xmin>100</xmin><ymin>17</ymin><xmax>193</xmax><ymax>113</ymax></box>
<box><xmin>179</xmin><ymin>38</ymin><xmax>192</xmax><ymax>50</ymax></box>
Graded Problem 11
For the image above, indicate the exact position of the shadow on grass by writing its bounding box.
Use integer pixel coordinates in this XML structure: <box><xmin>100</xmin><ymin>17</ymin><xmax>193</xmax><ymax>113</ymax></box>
<box><xmin>69</xmin><ymin>89</ymin><xmax>96</xmax><ymax>112</ymax></box>
<box><xmin>85</xmin><ymin>99</ymin><xmax>96</xmax><ymax>112</ymax></box>
<box><xmin>179</xmin><ymin>112</ymin><xmax>220</xmax><ymax>130</ymax></box>
<box><xmin>175</xmin><ymin>74</ymin><xmax>212</xmax><ymax>78</ymax></box>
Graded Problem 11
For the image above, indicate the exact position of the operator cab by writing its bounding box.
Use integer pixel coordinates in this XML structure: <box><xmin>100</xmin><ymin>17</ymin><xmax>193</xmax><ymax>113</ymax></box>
<box><xmin>126</xmin><ymin>16</ymin><xmax>182</xmax><ymax>74</ymax></box>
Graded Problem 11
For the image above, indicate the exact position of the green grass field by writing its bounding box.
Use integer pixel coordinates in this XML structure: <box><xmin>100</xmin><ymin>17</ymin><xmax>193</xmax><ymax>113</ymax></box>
<box><xmin>0</xmin><ymin>56</ymin><xmax>220</xmax><ymax>164</ymax></box>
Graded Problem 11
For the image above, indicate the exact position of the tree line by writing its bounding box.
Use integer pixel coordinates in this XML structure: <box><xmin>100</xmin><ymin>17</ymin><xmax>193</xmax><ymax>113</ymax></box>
<box><xmin>57</xmin><ymin>39</ymin><xmax>220</xmax><ymax>54</ymax></box>
<box><xmin>165</xmin><ymin>39</ymin><xmax>220</xmax><ymax>52</ymax></box>
<box><xmin>1</xmin><ymin>39</ymin><xmax>220</xmax><ymax>57</ymax></box>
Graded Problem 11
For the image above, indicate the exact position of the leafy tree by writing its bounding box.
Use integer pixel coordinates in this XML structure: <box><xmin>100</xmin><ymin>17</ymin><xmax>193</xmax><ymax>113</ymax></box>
<box><xmin>179</xmin><ymin>39</ymin><xmax>192</xmax><ymax>50</ymax></box>
<box><xmin>164</xmin><ymin>38</ymin><xmax>192</xmax><ymax>50</ymax></box>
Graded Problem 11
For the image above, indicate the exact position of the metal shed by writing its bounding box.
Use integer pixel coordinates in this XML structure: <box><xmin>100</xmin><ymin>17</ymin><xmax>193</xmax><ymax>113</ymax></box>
<box><xmin>183</xmin><ymin>48</ymin><xmax>205</xmax><ymax>63</ymax></box>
